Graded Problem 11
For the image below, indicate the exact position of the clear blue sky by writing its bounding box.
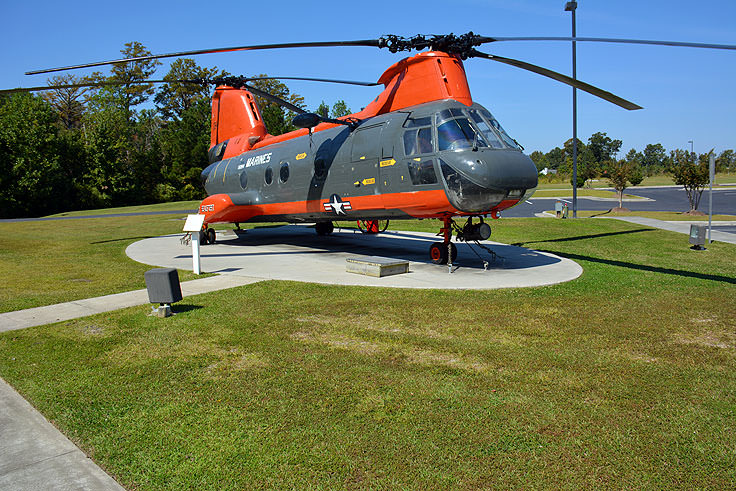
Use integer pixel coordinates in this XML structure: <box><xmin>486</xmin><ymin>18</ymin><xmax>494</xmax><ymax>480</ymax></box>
<box><xmin>2</xmin><ymin>0</ymin><xmax>734</xmax><ymax>156</ymax></box>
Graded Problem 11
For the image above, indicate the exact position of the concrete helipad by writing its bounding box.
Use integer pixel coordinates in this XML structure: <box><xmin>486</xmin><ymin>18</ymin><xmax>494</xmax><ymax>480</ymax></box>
<box><xmin>126</xmin><ymin>225</ymin><xmax>582</xmax><ymax>289</ymax></box>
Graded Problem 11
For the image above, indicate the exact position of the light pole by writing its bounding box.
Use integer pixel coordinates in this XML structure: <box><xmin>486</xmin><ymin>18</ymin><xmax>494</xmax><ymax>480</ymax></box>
<box><xmin>565</xmin><ymin>1</ymin><xmax>578</xmax><ymax>218</ymax></box>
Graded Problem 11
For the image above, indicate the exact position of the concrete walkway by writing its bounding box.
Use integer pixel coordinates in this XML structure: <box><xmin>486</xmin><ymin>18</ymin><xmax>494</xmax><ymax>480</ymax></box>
<box><xmin>0</xmin><ymin>274</ymin><xmax>262</xmax><ymax>333</ymax></box>
<box><xmin>0</xmin><ymin>377</ymin><xmax>124</xmax><ymax>490</ymax></box>
<box><xmin>611</xmin><ymin>216</ymin><xmax>736</xmax><ymax>244</ymax></box>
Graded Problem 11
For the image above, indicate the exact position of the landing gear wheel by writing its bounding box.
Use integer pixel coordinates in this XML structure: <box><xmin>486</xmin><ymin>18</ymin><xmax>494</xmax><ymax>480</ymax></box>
<box><xmin>206</xmin><ymin>228</ymin><xmax>216</xmax><ymax>244</ymax></box>
<box><xmin>429</xmin><ymin>242</ymin><xmax>457</xmax><ymax>264</ymax></box>
<box><xmin>199</xmin><ymin>230</ymin><xmax>209</xmax><ymax>245</ymax></box>
<box><xmin>315</xmin><ymin>221</ymin><xmax>334</xmax><ymax>236</ymax></box>
<box><xmin>357</xmin><ymin>220</ymin><xmax>390</xmax><ymax>234</ymax></box>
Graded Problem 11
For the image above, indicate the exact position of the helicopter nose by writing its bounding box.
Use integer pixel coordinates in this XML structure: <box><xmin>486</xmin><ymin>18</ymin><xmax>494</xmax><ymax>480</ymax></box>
<box><xmin>439</xmin><ymin>149</ymin><xmax>538</xmax><ymax>213</ymax></box>
<box><xmin>475</xmin><ymin>149</ymin><xmax>538</xmax><ymax>191</ymax></box>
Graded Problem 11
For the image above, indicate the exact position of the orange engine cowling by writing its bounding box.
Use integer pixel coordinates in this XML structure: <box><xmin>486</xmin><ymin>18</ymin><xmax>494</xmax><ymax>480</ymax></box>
<box><xmin>210</xmin><ymin>86</ymin><xmax>269</xmax><ymax>155</ymax></box>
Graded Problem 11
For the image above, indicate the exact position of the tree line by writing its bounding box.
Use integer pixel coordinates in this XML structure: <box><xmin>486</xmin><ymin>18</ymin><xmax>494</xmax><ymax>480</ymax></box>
<box><xmin>530</xmin><ymin>132</ymin><xmax>735</xmax><ymax>187</ymax></box>
<box><xmin>0</xmin><ymin>42</ymin><xmax>351</xmax><ymax>218</ymax></box>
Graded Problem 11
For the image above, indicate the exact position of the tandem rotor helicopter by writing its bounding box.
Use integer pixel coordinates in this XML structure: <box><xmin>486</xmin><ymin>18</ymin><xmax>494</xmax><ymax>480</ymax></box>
<box><xmin>6</xmin><ymin>32</ymin><xmax>736</xmax><ymax>264</ymax></box>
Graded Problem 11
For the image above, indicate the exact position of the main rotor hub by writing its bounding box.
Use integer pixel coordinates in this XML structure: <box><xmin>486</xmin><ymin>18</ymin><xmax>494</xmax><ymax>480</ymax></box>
<box><xmin>377</xmin><ymin>32</ymin><xmax>485</xmax><ymax>59</ymax></box>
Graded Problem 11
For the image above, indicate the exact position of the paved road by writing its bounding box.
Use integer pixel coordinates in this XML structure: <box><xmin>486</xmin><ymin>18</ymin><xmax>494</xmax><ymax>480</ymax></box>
<box><xmin>504</xmin><ymin>186</ymin><xmax>736</xmax><ymax>218</ymax></box>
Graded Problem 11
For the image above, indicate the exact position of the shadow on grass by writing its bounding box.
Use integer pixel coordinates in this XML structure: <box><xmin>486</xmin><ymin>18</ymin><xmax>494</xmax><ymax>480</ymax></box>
<box><xmin>171</xmin><ymin>304</ymin><xmax>204</xmax><ymax>314</ymax></box>
<box><xmin>539</xmin><ymin>249</ymin><xmax>736</xmax><ymax>285</ymax></box>
<box><xmin>511</xmin><ymin>228</ymin><xmax>655</xmax><ymax>247</ymax></box>
<box><xmin>91</xmin><ymin>236</ymin><xmax>156</xmax><ymax>244</ymax></box>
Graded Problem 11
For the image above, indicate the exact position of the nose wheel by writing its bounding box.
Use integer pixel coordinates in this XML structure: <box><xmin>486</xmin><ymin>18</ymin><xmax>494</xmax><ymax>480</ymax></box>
<box><xmin>429</xmin><ymin>241</ymin><xmax>457</xmax><ymax>265</ymax></box>
<box><xmin>429</xmin><ymin>216</ymin><xmax>458</xmax><ymax>265</ymax></box>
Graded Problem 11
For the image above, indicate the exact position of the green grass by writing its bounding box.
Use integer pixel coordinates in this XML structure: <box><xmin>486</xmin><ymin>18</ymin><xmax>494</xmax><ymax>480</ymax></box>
<box><xmin>1</xmin><ymin>211</ymin><xmax>735</xmax><ymax>489</ymax></box>
<box><xmin>0</xmin><ymin>212</ymin><xmax>203</xmax><ymax>312</ymax></box>
<box><xmin>536</xmin><ymin>172</ymin><xmax>736</xmax><ymax>190</ymax></box>
<box><xmin>46</xmin><ymin>200</ymin><xmax>201</xmax><ymax>217</ymax></box>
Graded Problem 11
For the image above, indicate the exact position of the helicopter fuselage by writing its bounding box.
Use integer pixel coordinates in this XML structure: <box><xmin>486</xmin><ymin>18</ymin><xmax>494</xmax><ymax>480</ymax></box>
<box><xmin>198</xmin><ymin>98</ymin><xmax>538</xmax><ymax>225</ymax></box>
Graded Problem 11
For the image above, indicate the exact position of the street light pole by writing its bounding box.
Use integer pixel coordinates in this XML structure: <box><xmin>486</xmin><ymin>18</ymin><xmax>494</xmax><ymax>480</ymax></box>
<box><xmin>565</xmin><ymin>1</ymin><xmax>578</xmax><ymax>218</ymax></box>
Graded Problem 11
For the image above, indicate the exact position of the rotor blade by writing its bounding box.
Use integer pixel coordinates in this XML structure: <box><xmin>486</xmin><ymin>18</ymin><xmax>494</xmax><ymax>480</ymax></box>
<box><xmin>245</xmin><ymin>76</ymin><xmax>379</xmax><ymax>87</ymax></box>
<box><xmin>0</xmin><ymin>79</ymin><xmax>175</xmax><ymax>94</ymax></box>
<box><xmin>240</xmin><ymin>83</ymin><xmax>307</xmax><ymax>115</ymax></box>
<box><xmin>470</xmin><ymin>49</ymin><xmax>642</xmax><ymax>111</ymax></box>
<box><xmin>486</xmin><ymin>36</ymin><xmax>736</xmax><ymax>51</ymax></box>
<box><xmin>25</xmin><ymin>39</ymin><xmax>383</xmax><ymax>76</ymax></box>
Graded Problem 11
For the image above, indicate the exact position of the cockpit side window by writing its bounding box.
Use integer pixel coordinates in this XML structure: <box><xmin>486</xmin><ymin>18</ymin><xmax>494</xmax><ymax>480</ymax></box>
<box><xmin>403</xmin><ymin>126</ymin><xmax>434</xmax><ymax>156</ymax></box>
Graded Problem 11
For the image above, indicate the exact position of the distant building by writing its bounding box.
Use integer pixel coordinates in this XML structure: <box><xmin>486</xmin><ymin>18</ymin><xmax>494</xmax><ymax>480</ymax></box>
<box><xmin>539</xmin><ymin>167</ymin><xmax>558</xmax><ymax>176</ymax></box>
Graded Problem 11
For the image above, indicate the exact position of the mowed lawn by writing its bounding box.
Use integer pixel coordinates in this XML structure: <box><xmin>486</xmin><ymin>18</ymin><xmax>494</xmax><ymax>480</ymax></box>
<box><xmin>0</xmin><ymin>212</ymin><xmax>734</xmax><ymax>489</ymax></box>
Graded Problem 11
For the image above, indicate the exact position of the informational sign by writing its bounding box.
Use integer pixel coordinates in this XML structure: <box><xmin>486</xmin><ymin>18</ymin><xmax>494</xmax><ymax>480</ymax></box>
<box><xmin>183</xmin><ymin>214</ymin><xmax>206</xmax><ymax>274</ymax></box>
<box><xmin>183</xmin><ymin>214</ymin><xmax>206</xmax><ymax>232</ymax></box>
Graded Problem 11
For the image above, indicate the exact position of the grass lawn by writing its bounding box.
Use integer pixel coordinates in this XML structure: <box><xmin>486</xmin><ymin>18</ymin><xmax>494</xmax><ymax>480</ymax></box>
<box><xmin>536</xmin><ymin>171</ymin><xmax>736</xmax><ymax>190</ymax></box>
<box><xmin>0</xmin><ymin>212</ymin><xmax>211</xmax><ymax>313</ymax></box>
<box><xmin>1</xmin><ymin>209</ymin><xmax>735</xmax><ymax>488</ymax></box>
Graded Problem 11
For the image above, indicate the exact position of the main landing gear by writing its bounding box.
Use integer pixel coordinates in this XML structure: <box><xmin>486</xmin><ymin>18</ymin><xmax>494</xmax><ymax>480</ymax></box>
<box><xmin>315</xmin><ymin>221</ymin><xmax>334</xmax><ymax>236</ymax></box>
<box><xmin>199</xmin><ymin>227</ymin><xmax>216</xmax><ymax>245</ymax></box>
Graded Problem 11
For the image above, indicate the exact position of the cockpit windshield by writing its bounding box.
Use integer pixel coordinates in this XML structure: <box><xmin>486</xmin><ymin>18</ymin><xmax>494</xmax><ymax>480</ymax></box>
<box><xmin>477</xmin><ymin>108</ymin><xmax>522</xmax><ymax>150</ymax></box>
<box><xmin>436</xmin><ymin>108</ymin><xmax>488</xmax><ymax>151</ymax></box>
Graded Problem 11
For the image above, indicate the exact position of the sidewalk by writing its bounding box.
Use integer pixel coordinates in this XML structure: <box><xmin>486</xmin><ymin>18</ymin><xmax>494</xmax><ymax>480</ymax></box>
<box><xmin>0</xmin><ymin>378</ymin><xmax>125</xmax><ymax>490</ymax></box>
<box><xmin>611</xmin><ymin>216</ymin><xmax>736</xmax><ymax>244</ymax></box>
<box><xmin>1</xmin><ymin>274</ymin><xmax>262</xmax><ymax>333</ymax></box>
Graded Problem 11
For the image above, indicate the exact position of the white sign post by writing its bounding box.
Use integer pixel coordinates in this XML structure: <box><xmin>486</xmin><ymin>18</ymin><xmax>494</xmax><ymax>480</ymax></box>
<box><xmin>183</xmin><ymin>214</ymin><xmax>206</xmax><ymax>275</ymax></box>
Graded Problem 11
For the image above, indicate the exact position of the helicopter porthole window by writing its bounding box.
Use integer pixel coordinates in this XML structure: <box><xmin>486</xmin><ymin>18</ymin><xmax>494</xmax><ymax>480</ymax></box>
<box><xmin>265</xmin><ymin>166</ymin><xmax>273</xmax><ymax>185</ymax></box>
<box><xmin>239</xmin><ymin>171</ymin><xmax>248</xmax><ymax>189</ymax></box>
<box><xmin>280</xmin><ymin>162</ymin><xmax>290</xmax><ymax>183</ymax></box>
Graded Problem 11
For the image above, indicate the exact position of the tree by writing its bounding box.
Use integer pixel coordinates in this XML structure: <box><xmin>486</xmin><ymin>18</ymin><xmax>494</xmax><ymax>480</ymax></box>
<box><xmin>606</xmin><ymin>159</ymin><xmax>639</xmax><ymax>209</ymax></box>
<box><xmin>562</xmin><ymin>138</ymin><xmax>595</xmax><ymax>187</ymax></box>
<box><xmin>155</xmin><ymin>58</ymin><xmax>226</xmax><ymax>121</ymax></box>
<box><xmin>330</xmin><ymin>100</ymin><xmax>351</xmax><ymax>118</ymax></box>
<box><xmin>668</xmin><ymin>148</ymin><xmax>709</xmax><ymax>213</ymax></box>
<box><xmin>0</xmin><ymin>94</ymin><xmax>81</xmax><ymax>217</ymax></box>
<box><xmin>159</xmin><ymin>99</ymin><xmax>211</xmax><ymax>200</ymax></box>
<box><xmin>41</xmin><ymin>74</ymin><xmax>90</xmax><ymax>129</ymax></box>
<box><xmin>529</xmin><ymin>150</ymin><xmax>547</xmax><ymax>172</ymax></box>
<box><xmin>642</xmin><ymin>143</ymin><xmax>668</xmax><ymax>176</ymax></box>
<box><xmin>108</xmin><ymin>42</ymin><xmax>161</xmax><ymax>123</ymax></box>
<box><xmin>315</xmin><ymin>101</ymin><xmax>330</xmax><ymax>118</ymax></box>
<box><xmin>716</xmin><ymin>149</ymin><xmax>735</xmax><ymax>173</ymax></box>
<box><xmin>545</xmin><ymin>146</ymin><xmax>565</xmax><ymax>170</ymax></box>
<box><xmin>587</xmin><ymin>132</ymin><xmax>622</xmax><ymax>164</ymax></box>
<box><xmin>624</xmin><ymin>149</ymin><xmax>644</xmax><ymax>186</ymax></box>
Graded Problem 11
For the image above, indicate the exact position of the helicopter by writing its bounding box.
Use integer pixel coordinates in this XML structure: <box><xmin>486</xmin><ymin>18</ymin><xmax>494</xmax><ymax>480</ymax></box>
<box><xmin>8</xmin><ymin>32</ymin><xmax>736</xmax><ymax>264</ymax></box>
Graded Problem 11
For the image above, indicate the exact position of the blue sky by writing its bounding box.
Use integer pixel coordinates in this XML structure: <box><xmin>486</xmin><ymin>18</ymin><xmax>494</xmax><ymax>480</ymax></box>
<box><xmin>2</xmin><ymin>0</ymin><xmax>734</xmax><ymax>155</ymax></box>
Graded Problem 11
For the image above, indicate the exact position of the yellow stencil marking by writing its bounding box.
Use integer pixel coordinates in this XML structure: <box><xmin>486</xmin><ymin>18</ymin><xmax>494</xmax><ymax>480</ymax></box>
<box><xmin>362</xmin><ymin>178</ymin><xmax>376</xmax><ymax>186</ymax></box>
<box><xmin>380</xmin><ymin>158</ymin><xmax>396</xmax><ymax>167</ymax></box>
<box><xmin>296</xmin><ymin>153</ymin><xmax>307</xmax><ymax>160</ymax></box>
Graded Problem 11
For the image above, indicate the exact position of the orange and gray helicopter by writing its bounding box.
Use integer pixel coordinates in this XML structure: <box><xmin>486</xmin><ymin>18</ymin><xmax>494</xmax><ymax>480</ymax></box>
<box><xmin>11</xmin><ymin>32</ymin><xmax>736</xmax><ymax>263</ymax></box>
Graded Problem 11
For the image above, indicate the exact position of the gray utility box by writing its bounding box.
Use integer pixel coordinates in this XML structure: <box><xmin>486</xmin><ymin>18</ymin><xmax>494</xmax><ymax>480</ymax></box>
<box><xmin>144</xmin><ymin>268</ymin><xmax>182</xmax><ymax>304</ymax></box>
<box><xmin>689</xmin><ymin>224</ymin><xmax>706</xmax><ymax>248</ymax></box>
<box><xmin>346</xmin><ymin>256</ymin><xmax>410</xmax><ymax>277</ymax></box>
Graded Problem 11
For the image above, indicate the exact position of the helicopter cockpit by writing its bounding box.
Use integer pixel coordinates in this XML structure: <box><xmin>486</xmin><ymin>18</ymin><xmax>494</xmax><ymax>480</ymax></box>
<box><xmin>401</xmin><ymin>103</ymin><xmax>537</xmax><ymax>213</ymax></box>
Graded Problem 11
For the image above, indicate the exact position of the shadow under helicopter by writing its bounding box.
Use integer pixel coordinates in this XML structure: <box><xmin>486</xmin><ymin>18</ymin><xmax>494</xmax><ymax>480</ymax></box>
<box><xmin>179</xmin><ymin>225</ymin><xmax>561</xmax><ymax>271</ymax></box>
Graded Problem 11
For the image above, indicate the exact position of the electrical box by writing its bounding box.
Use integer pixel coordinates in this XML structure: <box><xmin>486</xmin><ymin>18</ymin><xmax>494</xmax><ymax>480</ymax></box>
<box><xmin>144</xmin><ymin>268</ymin><xmax>183</xmax><ymax>304</ymax></box>
<box><xmin>689</xmin><ymin>224</ymin><xmax>706</xmax><ymax>249</ymax></box>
